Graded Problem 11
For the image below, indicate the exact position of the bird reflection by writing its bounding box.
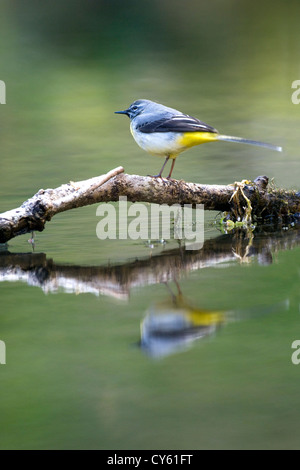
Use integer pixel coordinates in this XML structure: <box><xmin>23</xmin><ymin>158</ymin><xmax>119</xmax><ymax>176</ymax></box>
<box><xmin>140</xmin><ymin>281</ymin><xmax>225</xmax><ymax>358</ymax></box>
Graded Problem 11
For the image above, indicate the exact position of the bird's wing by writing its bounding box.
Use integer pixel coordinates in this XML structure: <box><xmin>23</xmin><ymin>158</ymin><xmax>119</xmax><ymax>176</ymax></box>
<box><xmin>137</xmin><ymin>114</ymin><xmax>218</xmax><ymax>134</ymax></box>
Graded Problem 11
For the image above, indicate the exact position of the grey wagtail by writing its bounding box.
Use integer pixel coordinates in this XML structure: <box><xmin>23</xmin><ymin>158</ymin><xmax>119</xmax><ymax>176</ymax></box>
<box><xmin>115</xmin><ymin>99</ymin><xmax>282</xmax><ymax>179</ymax></box>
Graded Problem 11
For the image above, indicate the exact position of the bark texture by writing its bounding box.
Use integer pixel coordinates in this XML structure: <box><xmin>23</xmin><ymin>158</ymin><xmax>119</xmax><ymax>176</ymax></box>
<box><xmin>0</xmin><ymin>167</ymin><xmax>299</xmax><ymax>243</ymax></box>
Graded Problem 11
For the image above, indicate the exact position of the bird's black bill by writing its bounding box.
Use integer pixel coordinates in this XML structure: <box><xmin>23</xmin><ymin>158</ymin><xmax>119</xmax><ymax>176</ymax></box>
<box><xmin>115</xmin><ymin>109</ymin><xmax>129</xmax><ymax>115</ymax></box>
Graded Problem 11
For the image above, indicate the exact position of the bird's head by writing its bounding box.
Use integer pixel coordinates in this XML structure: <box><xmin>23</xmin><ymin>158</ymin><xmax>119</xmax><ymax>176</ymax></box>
<box><xmin>115</xmin><ymin>99</ymin><xmax>153</xmax><ymax>119</ymax></box>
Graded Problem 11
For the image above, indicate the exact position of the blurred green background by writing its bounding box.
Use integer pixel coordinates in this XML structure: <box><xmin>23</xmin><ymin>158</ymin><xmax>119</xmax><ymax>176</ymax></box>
<box><xmin>0</xmin><ymin>0</ymin><xmax>300</xmax><ymax>450</ymax></box>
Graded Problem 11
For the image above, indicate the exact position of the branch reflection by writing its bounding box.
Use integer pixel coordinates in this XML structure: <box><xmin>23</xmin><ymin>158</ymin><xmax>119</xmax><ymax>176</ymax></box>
<box><xmin>0</xmin><ymin>227</ymin><xmax>299</xmax><ymax>298</ymax></box>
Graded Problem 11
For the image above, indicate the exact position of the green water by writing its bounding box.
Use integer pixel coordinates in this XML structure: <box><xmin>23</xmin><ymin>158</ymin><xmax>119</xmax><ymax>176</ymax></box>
<box><xmin>0</xmin><ymin>0</ymin><xmax>300</xmax><ymax>450</ymax></box>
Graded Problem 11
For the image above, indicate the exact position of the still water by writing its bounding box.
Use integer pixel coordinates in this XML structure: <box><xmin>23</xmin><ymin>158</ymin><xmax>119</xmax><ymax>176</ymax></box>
<box><xmin>0</xmin><ymin>1</ymin><xmax>300</xmax><ymax>449</ymax></box>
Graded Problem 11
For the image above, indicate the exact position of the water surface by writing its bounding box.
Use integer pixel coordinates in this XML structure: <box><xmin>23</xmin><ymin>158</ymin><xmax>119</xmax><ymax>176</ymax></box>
<box><xmin>0</xmin><ymin>0</ymin><xmax>299</xmax><ymax>450</ymax></box>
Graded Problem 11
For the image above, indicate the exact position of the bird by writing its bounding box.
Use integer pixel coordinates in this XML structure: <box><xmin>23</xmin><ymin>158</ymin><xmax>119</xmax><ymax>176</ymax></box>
<box><xmin>115</xmin><ymin>99</ymin><xmax>282</xmax><ymax>179</ymax></box>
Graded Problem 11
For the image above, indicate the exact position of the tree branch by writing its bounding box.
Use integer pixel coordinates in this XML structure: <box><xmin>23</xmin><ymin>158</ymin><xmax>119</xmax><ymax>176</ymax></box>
<box><xmin>0</xmin><ymin>167</ymin><xmax>299</xmax><ymax>243</ymax></box>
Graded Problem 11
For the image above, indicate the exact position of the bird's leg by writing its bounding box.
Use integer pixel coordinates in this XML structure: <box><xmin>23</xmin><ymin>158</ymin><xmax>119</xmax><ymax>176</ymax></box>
<box><xmin>163</xmin><ymin>282</ymin><xmax>177</xmax><ymax>305</ymax></box>
<box><xmin>166</xmin><ymin>159</ymin><xmax>176</xmax><ymax>179</ymax></box>
<box><xmin>148</xmin><ymin>156</ymin><xmax>169</xmax><ymax>178</ymax></box>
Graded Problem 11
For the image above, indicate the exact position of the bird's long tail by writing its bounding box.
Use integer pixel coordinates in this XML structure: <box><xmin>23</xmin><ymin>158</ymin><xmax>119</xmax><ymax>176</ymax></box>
<box><xmin>217</xmin><ymin>134</ymin><xmax>282</xmax><ymax>152</ymax></box>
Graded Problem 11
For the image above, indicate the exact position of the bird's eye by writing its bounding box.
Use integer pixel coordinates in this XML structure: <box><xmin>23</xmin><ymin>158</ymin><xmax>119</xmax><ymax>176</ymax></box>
<box><xmin>131</xmin><ymin>105</ymin><xmax>138</xmax><ymax>111</ymax></box>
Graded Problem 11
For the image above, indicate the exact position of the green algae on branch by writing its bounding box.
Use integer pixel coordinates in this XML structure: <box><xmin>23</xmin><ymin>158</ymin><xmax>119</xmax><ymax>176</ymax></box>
<box><xmin>220</xmin><ymin>176</ymin><xmax>300</xmax><ymax>227</ymax></box>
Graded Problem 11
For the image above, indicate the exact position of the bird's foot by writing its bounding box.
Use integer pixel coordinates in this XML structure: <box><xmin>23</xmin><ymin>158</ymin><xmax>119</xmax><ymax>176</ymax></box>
<box><xmin>165</xmin><ymin>176</ymin><xmax>177</xmax><ymax>182</ymax></box>
<box><xmin>147</xmin><ymin>174</ymin><xmax>168</xmax><ymax>183</ymax></box>
<box><xmin>69</xmin><ymin>180</ymin><xmax>80</xmax><ymax>190</ymax></box>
